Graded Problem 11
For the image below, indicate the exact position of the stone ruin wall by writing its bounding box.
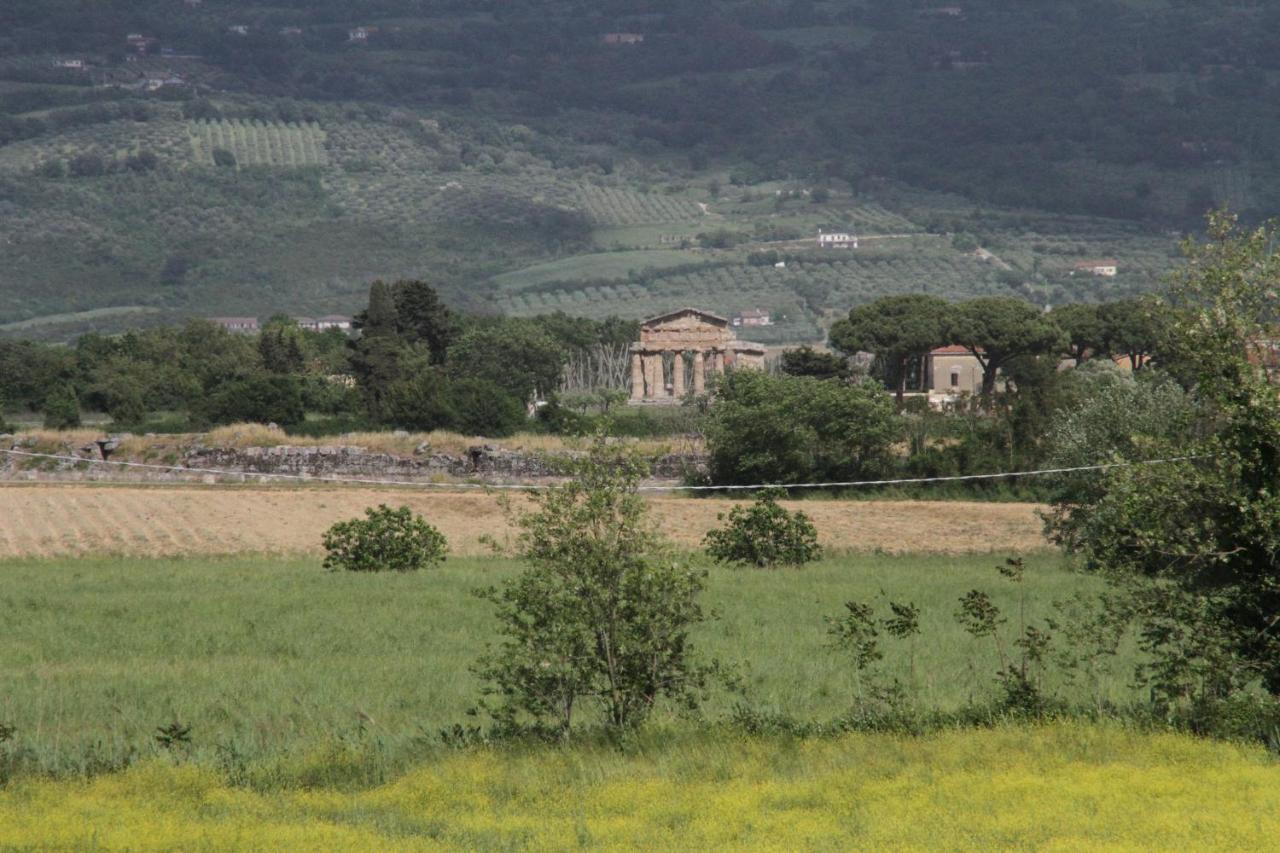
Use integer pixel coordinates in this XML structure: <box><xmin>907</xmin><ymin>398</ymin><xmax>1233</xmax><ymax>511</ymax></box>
<box><xmin>0</xmin><ymin>435</ymin><xmax>705</xmax><ymax>486</ymax></box>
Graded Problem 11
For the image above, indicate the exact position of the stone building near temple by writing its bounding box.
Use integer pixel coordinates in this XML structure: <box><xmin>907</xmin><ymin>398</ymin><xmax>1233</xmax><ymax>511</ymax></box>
<box><xmin>629</xmin><ymin>308</ymin><xmax>766</xmax><ymax>403</ymax></box>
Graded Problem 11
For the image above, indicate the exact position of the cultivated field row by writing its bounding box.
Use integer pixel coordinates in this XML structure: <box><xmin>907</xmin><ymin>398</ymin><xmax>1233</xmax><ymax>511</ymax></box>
<box><xmin>0</xmin><ymin>486</ymin><xmax>1048</xmax><ymax>559</ymax></box>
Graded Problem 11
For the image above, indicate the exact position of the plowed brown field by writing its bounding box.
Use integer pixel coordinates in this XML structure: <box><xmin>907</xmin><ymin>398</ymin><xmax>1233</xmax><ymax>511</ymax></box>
<box><xmin>0</xmin><ymin>485</ymin><xmax>1049</xmax><ymax>559</ymax></box>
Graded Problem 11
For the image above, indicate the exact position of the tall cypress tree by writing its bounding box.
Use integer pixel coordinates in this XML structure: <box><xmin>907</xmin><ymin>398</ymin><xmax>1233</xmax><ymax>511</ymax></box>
<box><xmin>350</xmin><ymin>281</ymin><xmax>406</xmax><ymax>422</ymax></box>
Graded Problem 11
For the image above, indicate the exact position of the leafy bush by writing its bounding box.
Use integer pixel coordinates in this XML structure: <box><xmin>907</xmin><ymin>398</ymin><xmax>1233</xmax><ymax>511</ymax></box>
<box><xmin>703</xmin><ymin>488</ymin><xmax>821</xmax><ymax>568</ymax></box>
<box><xmin>474</xmin><ymin>436</ymin><xmax>711</xmax><ymax>736</ymax></box>
<box><xmin>704</xmin><ymin>371</ymin><xmax>901</xmax><ymax>485</ymax></box>
<box><xmin>322</xmin><ymin>505</ymin><xmax>448</xmax><ymax>573</ymax></box>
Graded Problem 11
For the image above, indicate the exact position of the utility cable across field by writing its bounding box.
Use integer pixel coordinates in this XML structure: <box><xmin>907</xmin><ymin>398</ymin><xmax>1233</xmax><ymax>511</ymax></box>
<box><xmin>0</xmin><ymin>447</ymin><xmax>1208</xmax><ymax>493</ymax></box>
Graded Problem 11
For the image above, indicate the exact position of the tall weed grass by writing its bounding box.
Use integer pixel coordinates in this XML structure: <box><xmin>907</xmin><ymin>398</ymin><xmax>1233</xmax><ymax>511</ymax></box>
<box><xmin>0</xmin><ymin>723</ymin><xmax>1275</xmax><ymax>850</ymax></box>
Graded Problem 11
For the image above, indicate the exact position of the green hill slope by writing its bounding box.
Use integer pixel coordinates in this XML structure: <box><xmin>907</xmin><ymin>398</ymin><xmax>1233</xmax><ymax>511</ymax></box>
<box><xmin>4</xmin><ymin>0</ymin><xmax>1258</xmax><ymax>338</ymax></box>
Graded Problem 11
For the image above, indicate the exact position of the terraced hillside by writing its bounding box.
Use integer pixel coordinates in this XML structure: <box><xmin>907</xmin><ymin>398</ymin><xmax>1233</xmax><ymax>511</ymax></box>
<box><xmin>188</xmin><ymin>118</ymin><xmax>329</xmax><ymax>168</ymax></box>
<box><xmin>0</xmin><ymin>95</ymin><xmax>1177</xmax><ymax>341</ymax></box>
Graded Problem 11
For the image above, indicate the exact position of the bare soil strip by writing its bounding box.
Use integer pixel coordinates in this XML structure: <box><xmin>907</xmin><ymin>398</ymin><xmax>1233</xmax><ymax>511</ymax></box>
<box><xmin>0</xmin><ymin>485</ymin><xmax>1049</xmax><ymax>559</ymax></box>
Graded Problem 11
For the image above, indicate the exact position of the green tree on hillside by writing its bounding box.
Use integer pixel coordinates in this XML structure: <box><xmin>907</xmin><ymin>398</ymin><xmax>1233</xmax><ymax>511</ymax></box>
<box><xmin>947</xmin><ymin>298</ymin><xmax>1066</xmax><ymax>398</ymax></box>
<box><xmin>829</xmin><ymin>295</ymin><xmax>948</xmax><ymax>403</ymax></box>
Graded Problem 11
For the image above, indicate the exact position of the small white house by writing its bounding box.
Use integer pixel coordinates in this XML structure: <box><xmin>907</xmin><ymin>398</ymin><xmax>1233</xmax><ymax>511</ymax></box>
<box><xmin>314</xmin><ymin>315</ymin><xmax>352</xmax><ymax>332</ymax></box>
<box><xmin>54</xmin><ymin>58</ymin><xmax>86</xmax><ymax>69</ymax></box>
<box><xmin>1072</xmin><ymin>260</ymin><xmax>1119</xmax><ymax>277</ymax></box>
<box><xmin>817</xmin><ymin>230</ymin><xmax>858</xmax><ymax>249</ymax></box>
<box><xmin>733</xmin><ymin>309</ymin><xmax>773</xmax><ymax>328</ymax></box>
<box><xmin>211</xmin><ymin>317</ymin><xmax>260</xmax><ymax>333</ymax></box>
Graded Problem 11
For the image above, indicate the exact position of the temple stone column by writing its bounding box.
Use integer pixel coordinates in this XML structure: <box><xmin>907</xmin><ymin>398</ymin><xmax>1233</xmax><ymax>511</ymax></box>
<box><xmin>645</xmin><ymin>354</ymin><xmax>661</xmax><ymax>399</ymax></box>
<box><xmin>693</xmin><ymin>351</ymin><xmax>705</xmax><ymax>394</ymax></box>
<box><xmin>630</xmin><ymin>352</ymin><xmax>645</xmax><ymax>400</ymax></box>
<box><xmin>672</xmin><ymin>352</ymin><xmax>685</xmax><ymax>397</ymax></box>
<box><xmin>713</xmin><ymin>350</ymin><xmax>725</xmax><ymax>373</ymax></box>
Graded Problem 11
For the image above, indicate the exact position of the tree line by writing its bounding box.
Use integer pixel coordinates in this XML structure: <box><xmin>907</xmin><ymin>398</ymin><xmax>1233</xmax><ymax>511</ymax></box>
<box><xmin>0</xmin><ymin>280</ymin><xmax>637</xmax><ymax>438</ymax></box>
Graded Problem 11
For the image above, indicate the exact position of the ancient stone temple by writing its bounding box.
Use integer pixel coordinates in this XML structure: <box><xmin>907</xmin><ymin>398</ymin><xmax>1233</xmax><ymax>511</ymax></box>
<box><xmin>629</xmin><ymin>308</ymin><xmax>767</xmax><ymax>403</ymax></box>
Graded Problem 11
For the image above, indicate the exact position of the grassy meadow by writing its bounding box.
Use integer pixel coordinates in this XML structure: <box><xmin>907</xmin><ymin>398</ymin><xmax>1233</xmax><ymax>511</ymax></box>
<box><xmin>2</xmin><ymin>551</ymin><xmax>1132</xmax><ymax>784</ymax></box>
<box><xmin>3</xmin><ymin>549</ymin><xmax>1279</xmax><ymax>849</ymax></box>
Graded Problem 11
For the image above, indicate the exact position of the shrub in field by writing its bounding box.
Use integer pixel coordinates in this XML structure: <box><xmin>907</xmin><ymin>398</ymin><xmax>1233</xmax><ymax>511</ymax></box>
<box><xmin>322</xmin><ymin>504</ymin><xmax>448</xmax><ymax>573</ymax></box>
<box><xmin>827</xmin><ymin>596</ymin><xmax>921</xmax><ymax>708</ymax></box>
<box><xmin>703</xmin><ymin>488</ymin><xmax>821</xmax><ymax>568</ymax></box>
<box><xmin>474</xmin><ymin>435</ymin><xmax>711</xmax><ymax>736</ymax></box>
<box><xmin>955</xmin><ymin>558</ymin><xmax>1053</xmax><ymax>714</ymax></box>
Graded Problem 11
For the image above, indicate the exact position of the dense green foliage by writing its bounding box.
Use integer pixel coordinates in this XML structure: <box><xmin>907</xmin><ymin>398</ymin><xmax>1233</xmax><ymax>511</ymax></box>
<box><xmin>475</xmin><ymin>438</ymin><xmax>709</xmax><ymax>735</ymax></box>
<box><xmin>1048</xmin><ymin>214</ymin><xmax>1280</xmax><ymax>696</ymax></box>
<box><xmin>703</xmin><ymin>488</ymin><xmax>822</xmax><ymax>569</ymax></box>
<box><xmin>703</xmin><ymin>370</ymin><xmax>901</xmax><ymax>486</ymax></box>
<box><xmin>321</xmin><ymin>504</ymin><xmax>448</xmax><ymax>573</ymax></box>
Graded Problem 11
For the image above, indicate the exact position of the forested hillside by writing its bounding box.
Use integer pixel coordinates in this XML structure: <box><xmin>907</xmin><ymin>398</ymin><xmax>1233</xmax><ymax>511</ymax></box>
<box><xmin>2</xmin><ymin>0</ymin><xmax>1273</xmax><ymax>337</ymax></box>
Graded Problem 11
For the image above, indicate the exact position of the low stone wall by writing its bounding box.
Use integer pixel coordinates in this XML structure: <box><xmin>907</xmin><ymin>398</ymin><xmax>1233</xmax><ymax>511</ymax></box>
<box><xmin>0</xmin><ymin>435</ymin><xmax>706</xmax><ymax>486</ymax></box>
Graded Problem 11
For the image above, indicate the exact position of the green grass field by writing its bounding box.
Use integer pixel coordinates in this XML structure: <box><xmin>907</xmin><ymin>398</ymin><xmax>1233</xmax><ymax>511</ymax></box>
<box><xmin>4</xmin><ymin>549</ymin><xmax>1277</xmax><ymax>849</ymax></box>
<box><xmin>0</xmin><ymin>551</ymin><xmax>1136</xmax><ymax>784</ymax></box>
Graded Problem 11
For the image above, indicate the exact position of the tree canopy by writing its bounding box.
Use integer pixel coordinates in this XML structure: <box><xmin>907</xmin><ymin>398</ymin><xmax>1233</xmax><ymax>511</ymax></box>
<box><xmin>947</xmin><ymin>297</ymin><xmax>1066</xmax><ymax>396</ymax></box>
<box><xmin>829</xmin><ymin>294</ymin><xmax>949</xmax><ymax>402</ymax></box>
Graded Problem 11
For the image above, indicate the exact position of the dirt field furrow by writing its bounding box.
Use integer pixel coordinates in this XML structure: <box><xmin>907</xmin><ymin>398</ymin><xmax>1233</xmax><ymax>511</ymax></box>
<box><xmin>0</xmin><ymin>486</ymin><xmax>1051</xmax><ymax>560</ymax></box>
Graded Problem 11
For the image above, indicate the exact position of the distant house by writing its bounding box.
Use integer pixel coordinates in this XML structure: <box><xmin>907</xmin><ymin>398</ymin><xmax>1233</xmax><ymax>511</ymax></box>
<box><xmin>295</xmin><ymin>315</ymin><xmax>352</xmax><ymax>332</ymax></box>
<box><xmin>227</xmin><ymin>25</ymin><xmax>250</xmax><ymax>36</ymax></box>
<box><xmin>54</xmin><ymin>58</ymin><xmax>86</xmax><ymax>69</ymax></box>
<box><xmin>919</xmin><ymin>6</ymin><xmax>965</xmax><ymax>17</ymax></box>
<box><xmin>211</xmin><ymin>317</ymin><xmax>260</xmax><ymax>333</ymax></box>
<box><xmin>817</xmin><ymin>230</ymin><xmax>857</xmax><ymax>249</ymax></box>
<box><xmin>142</xmin><ymin>70</ymin><xmax>185</xmax><ymax>91</ymax></box>
<box><xmin>602</xmin><ymin>33</ymin><xmax>645</xmax><ymax>45</ymax></box>
<box><xmin>733</xmin><ymin>309</ymin><xmax>773</xmax><ymax>328</ymax></box>
<box><xmin>314</xmin><ymin>315</ymin><xmax>352</xmax><ymax>332</ymax></box>
<box><xmin>348</xmin><ymin>26</ymin><xmax>378</xmax><ymax>43</ymax></box>
<box><xmin>923</xmin><ymin>345</ymin><xmax>1004</xmax><ymax>399</ymax></box>
<box><xmin>126</xmin><ymin>34</ymin><xmax>159</xmax><ymax>55</ymax></box>
<box><xmin>1072</xmin><ymin>260</ymin><xmax>1119</xmax><ymax>278</ymax></box>
<box><xmin>280</xmin><ymin>26</ymin><xmax>303</xmax><ymax>37</ymax></box>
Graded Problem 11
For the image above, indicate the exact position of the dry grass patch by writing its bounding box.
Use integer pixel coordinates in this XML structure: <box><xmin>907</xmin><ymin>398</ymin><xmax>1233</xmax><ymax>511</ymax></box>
<box><xmin>0</xmin><ymin>485</ymin><xmax>1047</xmax><ymax>559</ymax></box>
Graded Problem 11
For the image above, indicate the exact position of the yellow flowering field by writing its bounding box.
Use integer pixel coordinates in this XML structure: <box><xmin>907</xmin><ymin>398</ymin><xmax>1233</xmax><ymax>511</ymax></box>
<box><xmin>2</xmin><ymin>723</ymin><xmax>1276</xmax><ymax>850</ymax></box>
